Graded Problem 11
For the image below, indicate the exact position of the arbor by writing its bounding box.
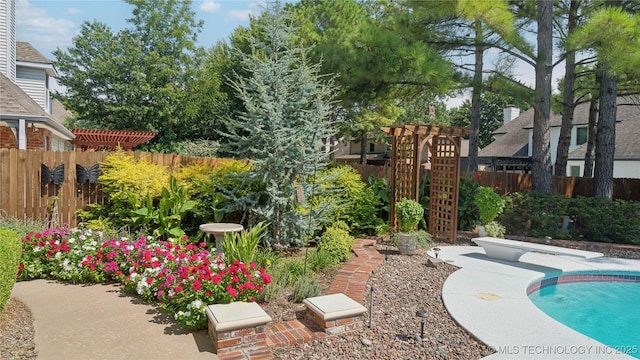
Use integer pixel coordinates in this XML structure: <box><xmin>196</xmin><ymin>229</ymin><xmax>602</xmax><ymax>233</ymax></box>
<box><xmin>223</xmin><ymin>2</ymin><xmax>336</xmax><ymax>247</ymax></box>
<box><xmin>54</xmin><ymin>0</ymin><xmax>224</xmax><ymax>151</ymax></box>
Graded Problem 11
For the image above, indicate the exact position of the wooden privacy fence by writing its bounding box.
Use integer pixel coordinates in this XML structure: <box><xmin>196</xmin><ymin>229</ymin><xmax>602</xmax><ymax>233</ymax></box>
<box><xmin>348</xmin><ymin>163</ymin><xmax>640</xmax><ymax>201</ymax></box>
<box><xmin>0</xmin><ymin>149</ymin><xmax>230</xmax><ymax>227</ymax></box>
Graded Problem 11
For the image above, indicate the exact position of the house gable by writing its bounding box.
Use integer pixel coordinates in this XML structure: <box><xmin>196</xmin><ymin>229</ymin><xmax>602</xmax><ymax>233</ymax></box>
<box><xmin>16</xmin><ymin>41</ymin><xmax>54</xmax><ymax>113</ymax></box>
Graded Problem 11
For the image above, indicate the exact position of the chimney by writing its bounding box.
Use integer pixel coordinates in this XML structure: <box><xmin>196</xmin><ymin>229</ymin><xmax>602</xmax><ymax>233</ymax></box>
<box><xmin>503</xmin><ymin>105</ymin><xmax>520</xmax><ymax>125</ymax></box>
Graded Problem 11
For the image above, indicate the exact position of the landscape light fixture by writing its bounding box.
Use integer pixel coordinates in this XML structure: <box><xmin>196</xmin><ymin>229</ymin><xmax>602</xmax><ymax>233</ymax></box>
<box><xmin>433</xmin><ymin>247</ymin><xmax>440</xmax><ymax>259</ymax></box>
<box><xmin>416</xmin><ymin>309</ymin><xmax>430</xmax><ymax>339</ymax></box>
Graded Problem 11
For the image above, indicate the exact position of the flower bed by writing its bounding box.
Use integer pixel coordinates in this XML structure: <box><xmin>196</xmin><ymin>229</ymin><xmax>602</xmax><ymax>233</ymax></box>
<box><xmin>18</xmin><ymin>227</ymin><xmax>271</xmax><ymax>330</ymax></box>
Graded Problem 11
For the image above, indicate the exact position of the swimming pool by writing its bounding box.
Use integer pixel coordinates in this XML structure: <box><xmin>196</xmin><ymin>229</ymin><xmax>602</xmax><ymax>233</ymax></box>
<box><xmin>528</xmin><ymin>271</ymin><xmax>640</xmax><ymax>359</ymax></box>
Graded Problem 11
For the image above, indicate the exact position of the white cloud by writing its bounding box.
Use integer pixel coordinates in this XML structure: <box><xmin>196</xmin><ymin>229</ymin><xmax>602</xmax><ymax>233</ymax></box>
<box><xmin>16</xmin><ymin>0</ymin><xmax>76</xmax><ymax>57</ymax></box>
<box><xmin>199</xmin><ymin>1</ymin><xmax>221</xmax><ymax>13</ymax></box>
<box><xmin>65</xmin><ymin>8</ymin><xmax>84</xmax><ymax>15</ymax></box>
<box><xmin>227</xmin><ymin>1</ymin><xmax>265</xmax><ymax>21</ymax></box>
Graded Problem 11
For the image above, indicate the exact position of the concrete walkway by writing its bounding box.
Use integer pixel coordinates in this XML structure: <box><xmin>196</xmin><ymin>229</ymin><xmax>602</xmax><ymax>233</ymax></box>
<box><xmin>11</xmin><ymin>280</ymin><xmax>216</xmax><ymax>360</ymax></box>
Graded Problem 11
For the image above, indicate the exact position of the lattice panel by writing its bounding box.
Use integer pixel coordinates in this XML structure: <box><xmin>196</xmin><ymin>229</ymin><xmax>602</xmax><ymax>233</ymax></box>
<box><xmin>393</xmin><ymin>133</ymin><xmax>415</xmax><ymax>201</ymax></box>
<box><xmin>429</xmin><ymin>136</ymin><xmax>461</xmax><ymax>243</ymax></box>
<box><xmin>389</xmin><ymin>130</ymin><xmax>418</xmax><ymax>227</ymax></box>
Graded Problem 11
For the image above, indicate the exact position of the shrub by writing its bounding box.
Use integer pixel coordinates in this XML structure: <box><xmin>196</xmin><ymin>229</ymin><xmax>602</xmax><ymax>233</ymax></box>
<box><xmin>475</xmin><ymin>186</ymin><xmax>505</xmax><ymax>225</ymax></box>
<box><xmin>306</xmin><ymin>248</ymin><xmax>334</xmax><ymax>272</ymax></box>
<box><xmin>99</xmin><ymin>150</ymin><xmax>169</xmax><ymax>204</ymax></box>
<box><xmin>292</xmin><ymin>276</ymin><xmax>321</xmax><ymax>302</ymax></box>
<box><xmin>500</xmin><ymin>192</ymin><xmax>640</xmax><ymax>244</ymax></box>
<box><xmin>221</xmin><ymin>222</ymin><xmax>269</xmax><ymax>265</ymax></box>
<box><xmin>0</xmin><ymin>216</ymin><xmax>46</xmax><ymax>237</ymax></box>
<box><xmin>457</xmin><ymin>175</ymin><xmax>481</xmax><ymax>231</ymax></box>
<box><xmin>313</xmin><ymin>165</ymin><xmax>382</xmax><ymax>236</ymax></box>
<box><xmin>77</xmin><ymin>151</ymin><xmax>170</xmax><ymax>229</ymax></box>
<box><xmin>368</xmin><ymin>176</ymin><xmax>391</xmax><ymax>221</ymax></box>
<box><xmin>270</xmin><ymin>258</ymin><xmax>306</xmax><ymax>286</ymax></box>
<box><xmin>316</xmin><ymin>226</ymin><xmax>354</xmax><ymax>264</ymax></box>
<box><xmin>395</xmin><ymin>198</ymin><xmax>424</xmax><ymax>232</ymax></box>
<box><xmin>0</xmin><ymin>228</ymin><xmax>22</xmax><ymax>312</ymax></box>
<box><xmin>484</xmin><ymin>221</ymin><xmax>506</xmax><ymax>238</ymax></box>
<box><xmin>176</xmin><ymin>139</ymin><xmax>220</xmax><ymax>157</ymax></box>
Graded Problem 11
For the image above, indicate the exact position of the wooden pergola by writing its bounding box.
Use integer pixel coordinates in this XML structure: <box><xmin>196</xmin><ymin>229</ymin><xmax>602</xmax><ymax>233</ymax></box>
<box><xmin>381</xmin><ymin>124</ymin><xmax>471</xmax><ymax>243</ymax></box>
<box><xmin>70</xmin><ymin>129</ymin><xmax>157</xmax><ymax>151</ymax></box>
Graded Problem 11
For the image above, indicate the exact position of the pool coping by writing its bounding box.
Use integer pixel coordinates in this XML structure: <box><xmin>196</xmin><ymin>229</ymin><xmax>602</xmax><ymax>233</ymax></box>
<box><xmin>433</xmin><ymin>245</ymin><xmax>640</xmax><ymax>359</ymax></box>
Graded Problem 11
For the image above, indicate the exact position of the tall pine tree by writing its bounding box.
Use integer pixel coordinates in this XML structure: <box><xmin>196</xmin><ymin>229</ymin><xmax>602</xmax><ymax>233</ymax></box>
<box><xmin>223</xmin><ymin>2</ymin><xmax>336</xmax><ymax>247</ymax></box>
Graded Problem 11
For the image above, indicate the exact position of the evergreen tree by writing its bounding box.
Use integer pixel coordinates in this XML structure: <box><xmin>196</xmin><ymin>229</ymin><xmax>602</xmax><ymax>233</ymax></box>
<box><xmin>223</xmin><ymin>2</ymin><xmax>336</xmax><ymax>248</ymax></box>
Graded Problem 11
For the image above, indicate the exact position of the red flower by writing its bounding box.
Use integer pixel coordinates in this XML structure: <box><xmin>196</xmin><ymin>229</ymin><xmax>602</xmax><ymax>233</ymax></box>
<box><xmin>212</xmin><ymin>274</ymin><xmax>222</xmax><ymax>284</ymax></box>
<box><xmin>192</xmin><ymin>280</ymin><xmax>202</xmax><ymax>291</ymax></box>
<box><xmin>226</xmin><ymin>285</ymin><xmax>238</xmax><ymax>298</ymax></box>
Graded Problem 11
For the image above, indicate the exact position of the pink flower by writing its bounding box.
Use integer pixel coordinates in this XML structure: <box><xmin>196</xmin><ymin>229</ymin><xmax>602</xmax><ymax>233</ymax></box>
<box><xmin>226</xmin><ymin>285</ymin><xmax>238</xmax><ymax>298</ymax></box>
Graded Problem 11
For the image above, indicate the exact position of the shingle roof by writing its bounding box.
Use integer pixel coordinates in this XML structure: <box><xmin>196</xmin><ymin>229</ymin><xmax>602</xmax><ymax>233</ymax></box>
<box><xmin>569</xmin><ymin>102</ymin><xmax>640</xmax><ymax>160</ymax></box>
<box><xmin>479</xmin><ymin>97</ymin><xmax>640</xmax><ymax>161</ymax></box>
<box><xmin>16</xmin><ymin>42</ymin><xmax>51</xmax><ymax>64</ymax></box>
<box><xmin>0</xmin><ymin>73</ymin><xmax>49</xmax><ymax>117</ymax></box>
<box><xmin>478</xmin><ymin>107</ymin><xmax>533</xmax><ymax>158</ymax></box>
<box><xmin>51</xmin><ymin>98</ymin><xmax>73</xmax><ymax>124</ymax></box>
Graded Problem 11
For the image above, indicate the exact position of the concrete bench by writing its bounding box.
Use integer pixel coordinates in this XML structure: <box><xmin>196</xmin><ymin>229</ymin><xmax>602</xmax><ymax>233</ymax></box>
<box><xmin>303</xmin><ymin>293</ymin><xmax>367</xmax><ymax>335</ymax></box>
<box><xmin>472</xmin><ymin>237</ymin><xmax>604</xmax><ymax>262</ymax></box>
<box><xmin>205</xmin><ymin>302</ymin><xmax>272</xmax><ymax>359</ymax></box>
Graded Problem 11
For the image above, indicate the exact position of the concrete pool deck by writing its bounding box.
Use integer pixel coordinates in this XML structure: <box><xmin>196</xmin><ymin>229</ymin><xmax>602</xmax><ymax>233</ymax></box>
<box><xmin>431</xmin><ymin>245</ymin><xmax>640</xmax><ymax>359</ymax></box>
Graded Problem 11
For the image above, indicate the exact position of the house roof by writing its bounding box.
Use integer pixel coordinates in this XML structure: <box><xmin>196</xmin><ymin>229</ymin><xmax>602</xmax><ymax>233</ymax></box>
<box><xmin>16</xmin><ymin>42</ymin><xmax>56</xmax><ymax>77</ymax></box>
<box><xmin>569</xmin><ymin>103</ymin><xmax>640</xmax><ymax>160</ymax></box>
<box><xmin>16</xmin><ymin>42</ymin><xmax>51</xmax><ymax>64</ymax></box>
<box><xmin>480</xmin><ymin>97</ymin><xmax>640</xmax><ymax>161</ymax></box>
<box><xmin>0</xmin><ymin>73</ymin><xmax>74</xmax><ymax>140</ymax></box>
<box><xmin>0</xmin><ymin>73</ymin><xmax>49</xmax><ymax>117</ymax></box>
<box><xmin>478</xmin><ymin>107</ymin><xmax>533</xmax><ymax>158</ymax></box>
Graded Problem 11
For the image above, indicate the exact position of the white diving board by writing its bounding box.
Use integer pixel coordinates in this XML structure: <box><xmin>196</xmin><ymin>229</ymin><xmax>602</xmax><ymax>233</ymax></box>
<box><xmin>472</xmin><ymin>237</ymin><xmax>604</xmax><ymax>262</ymax></box>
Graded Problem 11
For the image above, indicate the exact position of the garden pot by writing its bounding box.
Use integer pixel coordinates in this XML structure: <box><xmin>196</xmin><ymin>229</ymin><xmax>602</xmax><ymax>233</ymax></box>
<box><xmin>397</xmin><ymin>232</ymin><xmax>417</xmax><ymax>255</ymax></box>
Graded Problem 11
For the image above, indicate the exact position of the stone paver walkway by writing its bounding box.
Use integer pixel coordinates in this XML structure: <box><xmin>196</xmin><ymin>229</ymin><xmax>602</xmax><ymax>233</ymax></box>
<box><xmin>261</xmin><ymin>238</ymin><xmax>384</xmax><ymax>357</ymax></box>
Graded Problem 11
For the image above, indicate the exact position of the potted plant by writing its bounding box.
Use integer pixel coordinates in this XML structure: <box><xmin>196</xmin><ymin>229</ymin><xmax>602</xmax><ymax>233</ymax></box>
<box><xmin>474</xmin><ymin>186</ymin><xmax>506</xmax><ymax>237</ymax></box>
<box><xmin>394</xmin><ymin>198</ymin><xmax>424</xmax><ymax>255</ymax></box>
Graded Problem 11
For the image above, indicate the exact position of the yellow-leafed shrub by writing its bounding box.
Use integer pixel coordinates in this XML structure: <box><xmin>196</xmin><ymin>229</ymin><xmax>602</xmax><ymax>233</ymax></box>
<box><xmin>174</xmin><ymin>163</ymin><xmax>216</xmax><ymax>191</ymax></box>
<box><xmin>99</xmin><ymin>151</ymin><xmax>170</xmax><ymax>203</ymax></box>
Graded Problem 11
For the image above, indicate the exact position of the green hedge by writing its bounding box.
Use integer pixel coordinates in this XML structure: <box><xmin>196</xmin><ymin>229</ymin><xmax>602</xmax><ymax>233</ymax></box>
<box><xmin>0</xmin><ymin>227</ymin><xmax>22</xmax><ymax>312</ymax></box>
<box><xmin>500</xmin><ymin>192</ymin><xmax>640</xmax><ymax>244</ymax></box>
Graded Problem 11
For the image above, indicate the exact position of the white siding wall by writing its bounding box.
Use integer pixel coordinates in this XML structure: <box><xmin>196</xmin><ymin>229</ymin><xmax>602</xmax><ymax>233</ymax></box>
<box><xmin>566</xmin><ymin>160</ymin><xmax>640</xmax><ymax>179</ymax></box>
<box><xmin>16</xmin><ymin>66</ymin><xmax>48</xmax><ymax>111</ymax></box>
<box><xmin>0</xmin><ymin>0</ymin><xmax>17</xmax><ymax>82</ymax></box>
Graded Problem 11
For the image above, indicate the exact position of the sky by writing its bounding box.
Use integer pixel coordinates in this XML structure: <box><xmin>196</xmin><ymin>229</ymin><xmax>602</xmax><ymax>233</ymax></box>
<box><xmin>15</xmin><ymin>0</ymin><xmax>267</xmax><ymax>59</ymax></box>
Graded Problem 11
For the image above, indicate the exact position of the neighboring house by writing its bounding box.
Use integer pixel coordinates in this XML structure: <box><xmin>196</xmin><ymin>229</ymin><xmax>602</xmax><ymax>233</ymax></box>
<box><xmin>335</xmin><ymin>136</ymin><xmax>471</xmax><ymax>170</ymax></box>
<box><xmin>0</xmin><ymin>0</ymin><xmax>75</xmax><ymax>151</ymax></box>
<box><xmin>479</xmin><ymin>98</ymin><xmax>640</xmax><ymax>178</ymax></box>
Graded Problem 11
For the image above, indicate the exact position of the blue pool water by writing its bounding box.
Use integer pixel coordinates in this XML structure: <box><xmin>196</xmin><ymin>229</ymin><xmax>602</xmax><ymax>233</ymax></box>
<box><xmin>529</xmin><ymin>272</ymin><xmax>640</xmax><ymax>359</ymax></box>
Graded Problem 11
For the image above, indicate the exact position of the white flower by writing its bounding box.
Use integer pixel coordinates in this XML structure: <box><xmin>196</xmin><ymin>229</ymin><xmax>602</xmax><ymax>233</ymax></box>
<box><xmin>188</xmin><ymin>299</ymin><xmax>203</xmax><ymax>310</ymax></box>
<box><xmin>33</xmin><ymin>246</ymin><xmax>41</xmax><ymax>253</ymax></box>
<box><xmin>62</xmin><ymin>259</ymin><xmax>73</xmax><ymax>271</ymax></box>
<box><xmin>54</xmin><ymin>252</ymin><xmax>62</xmax><ymax>259</ymax></box>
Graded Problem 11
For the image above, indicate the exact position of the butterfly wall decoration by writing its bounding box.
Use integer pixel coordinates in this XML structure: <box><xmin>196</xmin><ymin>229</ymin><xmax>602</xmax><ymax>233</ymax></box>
<box><xmin>41</xmin><ymin>164</ymin><xmax>65</xmax><ymax>186</ymax></box>
<box><xmin>76</xmin><ymin>164</ymin><xmax>100</xmax><ymax>184</ymax></box>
